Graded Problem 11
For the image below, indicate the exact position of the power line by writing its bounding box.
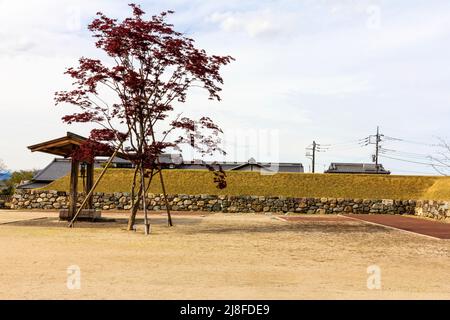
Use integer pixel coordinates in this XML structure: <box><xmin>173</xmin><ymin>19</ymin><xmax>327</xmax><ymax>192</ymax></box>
<box><xmin>379</xmin><ymin>147</ymin><xmax>450</xmax><ymax>165</ymax></box>
<box><xmin>379</xmin><ymin>154</ymin><xmax>449</xmax><ymax>168</ymax></box>
<box><xmin>321</xmin><ymin>145</ymin><xmax>370</xmax><ymax>153</ymax></box>
<box><xmin>304</xmin><ymin>130</ymin><xmax>450</xmax><ymax>174</ymax></box>
<box><xmin>320</xmin><ymin>137</ymin><xmax>369</xmax><ymax>149</ymax></box>
<box><xmin>314</xmin><ymin>138</ymin><xmax>370</xmax><ymax>155</ymax></box>
<box><xmin>389</xmin><ymin>169</ymin><xmax>437</xmax><ymax>175</ymax></box>
<box><xmin>380</xmin><ymin>147</ymin><xmax>430</xmax><ymax>157</ymax></box>
<box><xmin>383</xmin><ymin>135</ymin><xmax>440</xmax><ymax>147</ymax></box>
<box><xmin>320</xmin><ymin>137</ymin><xmax>369</xmax><ymax>146</ymax></box>
<box><xmin>379</xmin><ymin>148</ymin><xmax>433</xmax><ymax>160</ymax></box>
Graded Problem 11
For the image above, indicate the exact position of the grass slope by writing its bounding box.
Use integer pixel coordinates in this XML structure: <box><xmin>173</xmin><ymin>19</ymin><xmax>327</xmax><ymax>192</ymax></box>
<box><xmin>41</xmin><ymin>169</ymin><xmax>450</xmax><ymax>200</ymax></box>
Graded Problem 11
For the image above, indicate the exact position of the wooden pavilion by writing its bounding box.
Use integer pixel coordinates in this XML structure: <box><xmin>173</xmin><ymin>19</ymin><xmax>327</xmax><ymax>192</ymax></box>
<box><xmin>27</xmin><ymin>132</ymin><xmax>115</xmax><ymax>220</ymax></box>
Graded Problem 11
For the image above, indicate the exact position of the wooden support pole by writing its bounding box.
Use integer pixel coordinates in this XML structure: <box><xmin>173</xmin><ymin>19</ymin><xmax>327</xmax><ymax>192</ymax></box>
<box><xmin>148</xmin><ymin>126</ymin><xmax>173</xmax><ymax>227</ymax></box>
<box><xmin>158</xmin><ymin>169</ymin><xmax>173</xmax><ymax>227</ymax></box>
<box><xmin>69</xmin><ymin>159</ymin><xmax>79</xmax><ymax>219</ymax></box>
<box><xmin>140</xmin><ymin>161</ymin><xmax>150</xmax><ymax>235</ymax></box>
<box><xmin>68</xmin><ymin>138</ymin><xmax>126</xmax><ymax>228</ymax></box>
<box><xmin>86</xmin><ymin>163</ymin><xmax>94</xmax><ymax>209</ymax></box>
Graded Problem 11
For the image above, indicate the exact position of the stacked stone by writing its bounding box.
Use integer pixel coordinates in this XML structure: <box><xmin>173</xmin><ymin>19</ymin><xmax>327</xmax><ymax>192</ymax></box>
<box><xmin>415</xmin><ymin>200</ymin><xmax>450</xmax><ymax>220</ymax></box>
<box><xmin>10</xmin><ymin>189</ymin><xmax>421</xmax><ymax>217</ymax></box>
<box><xmin>91</xmin><ymin>192</ymin><xmax>132</xmax><ymax>210</ymax></box>
<box><xmin>11</xmin><ymin>190</ymin><xmax>68</xmax><ymax>210</ymax></box>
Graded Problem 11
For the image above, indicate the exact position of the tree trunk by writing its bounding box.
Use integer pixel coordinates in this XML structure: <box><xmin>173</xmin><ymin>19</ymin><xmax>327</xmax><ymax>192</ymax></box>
<box><xmin>127</xmin><ymin>184</ymin><xmax>142</xmax><ymax>231</ymax></box>
<box><xmin>127</xmin><ymin>166</ymin><xmax>156</xmax><ymax>231</ymax></box>
<box><xmin>127</xmin><ymin>164</ymin><xmax>141</xmax><ymax>231</ymax></box>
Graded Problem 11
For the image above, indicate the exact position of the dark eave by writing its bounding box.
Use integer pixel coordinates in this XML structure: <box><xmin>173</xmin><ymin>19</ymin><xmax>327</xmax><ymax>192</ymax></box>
<box><xmin>27</xmin><ymin>132</ymin><xmax>128</xmax><ymax>159</ymax></box>
<box><xmin>27</xmin><ymin>132</ymin><xmax>87</xmax><ymax>157</ymax></box>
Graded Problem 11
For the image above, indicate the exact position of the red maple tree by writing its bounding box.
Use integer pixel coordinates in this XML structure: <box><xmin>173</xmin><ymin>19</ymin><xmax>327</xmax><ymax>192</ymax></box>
<box><xmin>55</xmin><ymin>4</ymin><xmax>233</xmax><ymax>232</ymax></box>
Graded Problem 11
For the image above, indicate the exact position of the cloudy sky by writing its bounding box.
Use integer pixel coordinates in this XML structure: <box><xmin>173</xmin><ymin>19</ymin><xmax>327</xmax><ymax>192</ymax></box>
<box><xmin>1</xmin><ymin>0</ymin><xmax>450</xmax><ymax>174</ymax></box>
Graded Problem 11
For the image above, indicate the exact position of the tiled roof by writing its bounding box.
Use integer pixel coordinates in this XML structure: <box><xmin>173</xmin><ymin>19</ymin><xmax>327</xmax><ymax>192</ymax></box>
<box><xmin>33</xmin><ymin>158</ymin><xmax>75</xmax><ymax>181</ymax></box>
<box><xmin>16</xmin><ymin>181</ymin><xmax>50</xmax><ymax>190</ymax></box>
<box><xmin>180</xmin><ymin>159</ymin><xmax>304</xmax><ymax>173</ymax></box>
<box><xmin>21</xmin><ymin>156</ymin><xmax>305</xmax><ymax>189</ymax></box>
<box><xmin>325</xmin><ymin>163</ymin><xmax>390</xmax><ymax>174</ymax></box>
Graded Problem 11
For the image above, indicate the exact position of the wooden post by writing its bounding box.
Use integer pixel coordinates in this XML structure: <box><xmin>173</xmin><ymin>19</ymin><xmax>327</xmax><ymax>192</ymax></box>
<box><xmin>158</xmin><ymin>170</ymin><xmax>173</xmax><ymax>227</ymax></box>
<box><xmin>149</xmin><ymin>127</ymin><xmax>173</xmax><ymax>227</ymax></box>
<box><xmin>140</xmin><ymin>161</ymin><xmax>150</xmax><ymax>235</ymax></box>
<box><xmin>69</xmin><ymin>159</ymin><xmax>79</xmax><ymax>219</ymax></box>
<box><xmin>86</xmin><ymin>163</ymin><xmax>94</xmax><ymax>210</ymax></box>
<box><xmin>68</xmin><ymin>133</ymin><xmax>128</xmax><ymax>228</ymax></box>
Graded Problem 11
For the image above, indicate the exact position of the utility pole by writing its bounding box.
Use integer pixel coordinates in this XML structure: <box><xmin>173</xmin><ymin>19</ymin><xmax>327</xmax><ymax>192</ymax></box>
<box><xmin>312</xmin><ymin>140</ymin><xmax>316</xmax><ymax>173</ymax></box>
<box><xmin>375</xmin><ymin>126</ymin><xmax>380</xmax><ymax>173</ymax></box>
<box><xmin>369</xmin><ymin>126</ymin><xmax>383</xmax><ymax>173</ymax></box>
<box><xmin>306</xmin><ymin>141</ymin><xmax>317</xmax><ymax>173</ymax></box>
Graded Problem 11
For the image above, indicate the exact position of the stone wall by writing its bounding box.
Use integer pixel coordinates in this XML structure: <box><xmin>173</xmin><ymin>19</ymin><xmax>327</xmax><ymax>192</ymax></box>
<box><xmin>9</xmin><ymin>189</ymin><xmax>450</xmax><ymax>220</ymax></box>
<box><xmin>0</xmin><ymin>195</ymin><xmax>12</xmax><ymax>209</ymax></box>
<box><xmin>11</xmin><ymin>190</ymin><xmax>450</xmax><ymax>220</ymax></box>
<box><xmin>4</xmin><ymin>190</ymin><xmax>412</xmax><ymax>212</ymax></box>
<box><xmin>414</xmin><ymin>200</ymin><xmax>450</xmax><ymax>221</ymax></box>
<box><xmin>0</xmin><ymin>199</ymin><xmax>8</xmax><ymax>209</ymax></box>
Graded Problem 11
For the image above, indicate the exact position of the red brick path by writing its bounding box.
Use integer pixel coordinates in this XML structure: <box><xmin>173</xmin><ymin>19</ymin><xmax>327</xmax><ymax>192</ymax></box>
<box><xmin>278</xmin><ymin>214</ymin><xmax>450</xmax><ymax>239</ymax></box>
<box><xmin>343</xmin><ymin>214</ymin><xmax>450</xmax><ymax>239</ymax></box>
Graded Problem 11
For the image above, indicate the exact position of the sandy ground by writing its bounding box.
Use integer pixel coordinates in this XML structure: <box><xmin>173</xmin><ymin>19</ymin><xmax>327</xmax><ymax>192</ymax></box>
<box><xmin>0</xmin><ymin>210</ymin><xmax>449</xmax><ymax>299</ymax></box>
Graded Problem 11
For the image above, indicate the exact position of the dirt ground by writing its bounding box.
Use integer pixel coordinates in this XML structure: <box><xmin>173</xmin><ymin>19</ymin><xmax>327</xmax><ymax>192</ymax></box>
<box><xmin>0</xmin><ymin>210</ymin><xmax>449</xmax><ymax>299</ymax></box>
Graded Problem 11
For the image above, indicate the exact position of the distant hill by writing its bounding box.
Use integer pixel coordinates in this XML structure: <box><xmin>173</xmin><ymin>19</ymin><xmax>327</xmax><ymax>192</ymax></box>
<box><xmin>41</xmin><ymin>169</ymin><xmax>450</xmax><ymax>200</ymax></box>
<box><xmin>0</xmin><ymin>171</ymin><xmax>11</xmax><ymax>181</ymax></box>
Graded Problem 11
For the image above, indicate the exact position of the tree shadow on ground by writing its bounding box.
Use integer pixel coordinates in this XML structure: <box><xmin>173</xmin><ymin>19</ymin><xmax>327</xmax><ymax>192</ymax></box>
<box><xmin>4</xmin><ymin>217</ymin><xmax>202</xmax><ymax>229</ymax></box>
<box><xmin>3</xmin><ymin>216</ymin><xmax>390</xmax><ymax>235</ymax></box>
<box><xmin>182</xmin><ymin>221</ymin><xmax>389</xmax><ymax>235</ymax></box>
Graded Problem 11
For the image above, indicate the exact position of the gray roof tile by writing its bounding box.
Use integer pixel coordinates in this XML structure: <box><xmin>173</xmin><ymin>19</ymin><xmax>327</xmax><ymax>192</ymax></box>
<box><xmin>325</xmin><ymin>162</ymin><xmax>390</xmax><ymax>174</ymax></box>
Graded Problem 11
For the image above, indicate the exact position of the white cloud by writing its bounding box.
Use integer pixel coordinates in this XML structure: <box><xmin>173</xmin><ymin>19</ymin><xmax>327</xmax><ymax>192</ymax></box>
<box><xmin>286</xmin><ymin>75</ymin><xmax>372</xmax><ymax>96</ymax></box>
<box><xmin>1</xmin><ymin>0</ymin><xmax>450</xmax><ymax>175</ymax></box>
<box><xmin>207</xmin><ymin>9</ymin><xmax>280</xmax><ymax>37</ymax></box>
<box><xmin>366</xmin><ymin>7</ymin><xmax>450</xmax><ymax>53</ymax></box>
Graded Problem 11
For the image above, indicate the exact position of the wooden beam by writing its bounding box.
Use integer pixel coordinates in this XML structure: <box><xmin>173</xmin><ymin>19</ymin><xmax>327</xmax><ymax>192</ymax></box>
<box><xmin>28</xmin><ymin>136</ymin><xmax>86</xmax><ymax>152</ymax></box>
<box><xmin>68</xmin><ymin>136</ymin><xmax>128</xmax><ymax>228</ymax></box>
<box><xmin>86</xmin><ymin>163</ymin><xmax>94</xmax><ymax>209</ymax></box>
<box><xmin>69</xmin><ymin>159</ymin><xmax>79</xmax><ymax>219</ymax></box>
<box><xmin>28</xmin><ymin>133</ymin><xmax>130</xmax><ymax>159</ymax></box>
